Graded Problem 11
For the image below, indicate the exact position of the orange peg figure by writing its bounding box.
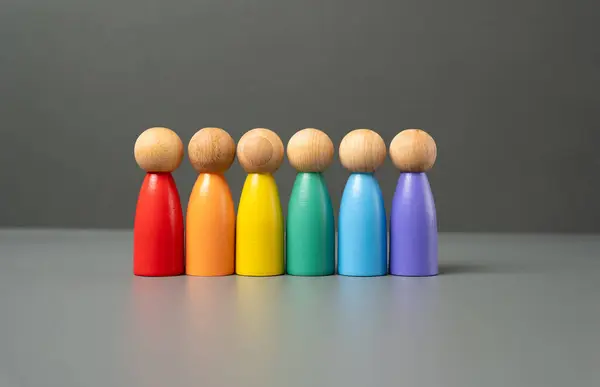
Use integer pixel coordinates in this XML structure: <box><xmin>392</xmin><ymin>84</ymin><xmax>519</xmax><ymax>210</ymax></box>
<box><xmin>185</xmin><ymin>127</ymin><xmax>236</xmax><ymax>276</ymax></box>
<box><xmin>133</xmin><ymin>127</ymin><xmax>185</xmax><ymax>276</ymax></box>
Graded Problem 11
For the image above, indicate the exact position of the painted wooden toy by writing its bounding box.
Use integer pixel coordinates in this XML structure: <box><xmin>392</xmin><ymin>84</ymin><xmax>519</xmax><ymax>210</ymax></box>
<box><xmin>337</xmin><ymin>129</ymin><xmax>388</xmax><ymax>276</ymax></box>
<box><xmin>389</xmin><ymin>129</ymin><xmax>438</xmax><ymax>276</ymax></box>
<box><xmin>133</xmin><ymin>127</ymin><xmax>184</xmax><ymax>276</ymax></box>
<box><xmin>186</xmin><ymin>127</ymin><xmax>236</xmax><ymax>276</ymax></box>
<box><xmin>286</xmin><ymin>128</ymin><xmax>335</xmax><ymax>276</ymax></box>
<box><xmin>235</xmin><ymin>128</ymin><xmax>285</xmax><ymax>276</ymax></box>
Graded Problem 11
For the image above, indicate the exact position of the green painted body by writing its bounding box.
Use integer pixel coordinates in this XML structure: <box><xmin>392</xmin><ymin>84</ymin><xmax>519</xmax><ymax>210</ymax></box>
<box><xmin>286</xmin><ymin>173</ymin><xmax>335</xmax><ymax>276</ymax></box>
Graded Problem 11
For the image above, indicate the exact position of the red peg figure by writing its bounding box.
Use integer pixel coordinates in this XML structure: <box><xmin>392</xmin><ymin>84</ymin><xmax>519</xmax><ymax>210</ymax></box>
<box><xmin>133</xmin><ymin>127</ymin><xmax>185</xmax><ymax>276</ymax></box>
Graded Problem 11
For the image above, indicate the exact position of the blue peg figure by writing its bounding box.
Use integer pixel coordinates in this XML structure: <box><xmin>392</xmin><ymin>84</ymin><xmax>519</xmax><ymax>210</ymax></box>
<box><xmin>337</xmin><ymin>129</ymin><xmax>388</xmax><ymax>276</ymax></box>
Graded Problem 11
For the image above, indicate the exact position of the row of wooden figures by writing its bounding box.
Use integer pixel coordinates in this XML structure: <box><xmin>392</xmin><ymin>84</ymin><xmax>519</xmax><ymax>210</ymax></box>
<box><xmin>133</xmin><ymin>127</ymin><xmax>438</xmax><ymax>277</ymax></box>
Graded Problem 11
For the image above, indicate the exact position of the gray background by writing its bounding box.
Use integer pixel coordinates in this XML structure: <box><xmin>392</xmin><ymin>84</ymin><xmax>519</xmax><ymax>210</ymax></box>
<box><xmin>1</xmin><ymin>0</ymin><xmax>598</xmax><ymax>232</ymax></box>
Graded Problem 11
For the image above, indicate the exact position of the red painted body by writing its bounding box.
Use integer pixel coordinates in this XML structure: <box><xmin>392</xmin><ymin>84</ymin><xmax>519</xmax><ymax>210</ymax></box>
<box><xmin>133</xmin><ymin>173</ymin><xmax>184</xmax><ymax>276</ymax></box>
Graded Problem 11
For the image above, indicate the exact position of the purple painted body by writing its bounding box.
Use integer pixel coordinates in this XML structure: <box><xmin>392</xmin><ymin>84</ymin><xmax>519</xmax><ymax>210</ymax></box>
<box><xmin>390</xmin><ymin>173</ymin><xmax>438</xmax><ymax>276</ymax></box>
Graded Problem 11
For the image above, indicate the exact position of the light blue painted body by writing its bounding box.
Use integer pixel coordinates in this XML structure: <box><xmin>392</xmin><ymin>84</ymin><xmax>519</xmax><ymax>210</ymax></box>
<box><xmin>337</xmin><ymin>173</ymin><xmax>387</xmax><ymax>276</ymax></box>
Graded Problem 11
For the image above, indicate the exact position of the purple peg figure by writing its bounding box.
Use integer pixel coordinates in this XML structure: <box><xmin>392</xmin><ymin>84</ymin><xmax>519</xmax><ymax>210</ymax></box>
<box><xmin>389</xmin><ymin>129</ymin><xmax>438</xmax><ymax>276</ymax></box>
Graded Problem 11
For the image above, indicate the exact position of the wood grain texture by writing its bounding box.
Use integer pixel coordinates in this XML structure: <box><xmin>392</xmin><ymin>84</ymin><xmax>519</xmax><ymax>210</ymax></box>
<box><xmin>389</xmin><ymin>129</ymin><xmax>437</xmax><ymax>172</ymax></box>
<box><xmin>134</xmin><ymin>127</ymin><xmax>184</xmax><ymax>172</ymax></box>
<box><xmin>237</xmin><ymin>128</ymin><xmax>284</xmax><ymax>173</ymax></box>
<box><xmin>339</xmin><ymin>129</ymin><xmax>387</xmax><ymax>172</ymax></box>
<box><xmin>286</xmin><ymin>128</ymin><xmax>334</xmax><ymax>172</ymax></box>
<box><xmin>187</xmin><ymin>127</ymin><xmax>236</xmax><ymax>173</ymax></box>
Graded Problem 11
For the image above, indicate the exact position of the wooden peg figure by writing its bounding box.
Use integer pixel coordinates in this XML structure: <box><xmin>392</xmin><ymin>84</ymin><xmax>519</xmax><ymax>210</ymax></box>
<box><xmin>286</xmin><ymin>128</ymin><xmax>335</xmax><ymax>276</ymax></box>
<box><xmin>389</xmin><ymin>129</ymin><xmax>438</xmax><ymax>276</ymax></box>
<box><xmin>186</xmin><ymin>127</ymin><xmax>236</xmax><ymax>276</ymax></box>
<box><xmin>133</xmin><ymin>127</ymin><xmax>184</xmax><ymax>276</ymax></box>
<box><xmin>338</xmin><ymin>129</ymin><xmax>388</xmax><ymax>276</ymax></box>
<box><xmin>236</xmin><ymin>128</ymin><xmax>285</xmax><ymax>276</ymax></box>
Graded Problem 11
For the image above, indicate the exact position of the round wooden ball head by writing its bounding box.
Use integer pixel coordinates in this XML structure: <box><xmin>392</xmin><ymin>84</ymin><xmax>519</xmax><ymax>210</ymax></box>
<box><xmin>339</xmin><ymin>129</ymin><xmax>387</xmax><ymax>173</ymax></box>
<box><xmin>390</xmin><ymin>129</ymin><xmax>437</xmax><ymax>172</ymax></box>
<box><xmin>134</xmin><ymin>127</ymin><xmax>184</xmax><ymax>172</ymax></box>
<box><xmin>287</xmin><ymin>128</ymin><xmax>334</xmax><ymax>173</ymax></box>
<box><xmin>237</xmin><ymin>128</ymin><xmax>285</xmax><ymax>173</ymax></box>
<box><xmin>188</xmin><ymin>127</ymin><xmax>236</xmax><ymax>173</ymax></box>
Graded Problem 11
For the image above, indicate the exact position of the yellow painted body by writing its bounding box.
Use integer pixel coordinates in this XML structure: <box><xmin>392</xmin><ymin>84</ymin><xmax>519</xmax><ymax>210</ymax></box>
<box><xmin>236</xmin><ymin>173</ymin><xmax>284</xmax><ymax>276</ymax></box>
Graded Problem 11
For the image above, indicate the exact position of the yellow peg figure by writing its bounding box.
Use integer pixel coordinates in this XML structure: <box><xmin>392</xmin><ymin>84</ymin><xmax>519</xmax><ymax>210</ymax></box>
<box><xmin>235</xmin><ymin>128</ymin><xmax>285</xmax><ymax>276</ymax></box>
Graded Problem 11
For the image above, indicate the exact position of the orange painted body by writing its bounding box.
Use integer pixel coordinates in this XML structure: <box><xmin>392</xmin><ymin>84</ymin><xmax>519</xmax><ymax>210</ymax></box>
<box><xmin>185</xmin><ymin>173</ymin><xmax>235</xmax><ymax>276</ymax></box>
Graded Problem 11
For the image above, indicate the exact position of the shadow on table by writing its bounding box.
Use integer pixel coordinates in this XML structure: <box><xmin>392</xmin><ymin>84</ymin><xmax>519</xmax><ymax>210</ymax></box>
<box><xmin>439</xmin><ymin>262</ymin><xmax>529</xmax><ymax>275</ymax></box>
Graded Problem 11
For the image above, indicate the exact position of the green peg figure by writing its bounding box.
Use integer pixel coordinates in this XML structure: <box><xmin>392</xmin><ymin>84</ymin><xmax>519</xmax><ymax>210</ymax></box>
<box><xmin>286</xmin><ymin>128</ymin><xmax>335</xmax><ymax>276</ymax></box>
